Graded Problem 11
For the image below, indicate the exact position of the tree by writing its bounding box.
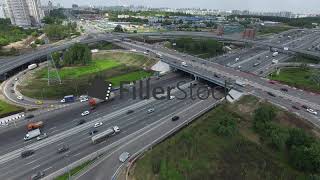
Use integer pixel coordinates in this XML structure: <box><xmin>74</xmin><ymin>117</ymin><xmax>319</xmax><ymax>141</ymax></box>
<box><xmin>310</xmin><ymin>69</ymin><xmax>320</xmax><ymax>87</ymax></box>
<box><xmin>63</xmin><ymin>44</ymin><xmax>92</xmax><ymax>66</ymax></box>
<box><xmin>114</xmin><ymin>25</ymin><xmax>124</xmax><ymax>32</ymax></box>
<box><xmin>286</xmin><ymin>128</ymin><xmax>314</xmax><ymax>149</ymax></box>
<box><xmin>253</xmin><ymin>104</ymin><xmax>276</xmax><ymax>133</ymax></box>
<box><xmin>212</xmin><ymin>114</ymin><xmax>237</xmax><ymax>136</ymax></box>
<box><xmin>0</xmin><ymin>37</ymin><xmax>9</xmax><ymax>48</ymax></box>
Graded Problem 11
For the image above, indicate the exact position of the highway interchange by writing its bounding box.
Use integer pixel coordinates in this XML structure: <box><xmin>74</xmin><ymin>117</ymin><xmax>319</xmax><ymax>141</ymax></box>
<box><xmin>0</xmin><ymin>27</ymin><xmax>320</xmax><ymax>179</ymax></box>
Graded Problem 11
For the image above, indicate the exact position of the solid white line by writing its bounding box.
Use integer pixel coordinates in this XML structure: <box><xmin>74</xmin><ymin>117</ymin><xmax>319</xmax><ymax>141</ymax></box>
<box><xmin>43</xmin><ymin>166</ymin><xmax>53</xmax><ymax>172</ymax></box>
<box><xmin>31</xmin><ymin>165</ymin><xmax>40</xmax><ymax>170</ymax></box>
<box><xmin>73</xmin><ymin>153</ymin><xmax>81</xmax><ymax>157</ymax></box>
<box><xmin>25</xmin><ymin>159</ymin><xmax>37</xmax><ymax>165</ymax></box>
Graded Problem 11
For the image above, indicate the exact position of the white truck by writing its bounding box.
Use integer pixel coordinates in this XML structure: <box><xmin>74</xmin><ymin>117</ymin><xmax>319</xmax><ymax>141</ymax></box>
<box><xmin>235</xmin><ymin>80</ymin><xmax>247</xmax><ymax>87</ymax></box>
<box><xmin>272</xmin><ymin>59</ymin><xmax>279</xmax><ymax>64</ymax></box>
<box><xmin>272</xmin><ymin>52</ymin><xmax>279</xmax><ymax>57</ymax></box>
<box><xmin>28</xmin><ymin>64</ymin><xmax>37</xmax><ymax>70</ymax></box>
<box><xmin>91</xmin><ymin>126</ymin><xmax>120</xmax><ymax>144</ymax></box>
<box><xmin>24</xmin><ymin>129</ymin><xmax>41</xmax><ymax>141</ymax></box>
<box><xmin>181</xmin><ymin>61</ymin><xmax>188</xmax><ymax>67</ymax></box>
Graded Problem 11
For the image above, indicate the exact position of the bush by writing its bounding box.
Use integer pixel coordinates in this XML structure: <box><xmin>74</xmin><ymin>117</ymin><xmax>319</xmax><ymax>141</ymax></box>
<box><xmin>212</xmin><ymin>113</ymin><xmax>237</xmax><ymax>136</ymax></box>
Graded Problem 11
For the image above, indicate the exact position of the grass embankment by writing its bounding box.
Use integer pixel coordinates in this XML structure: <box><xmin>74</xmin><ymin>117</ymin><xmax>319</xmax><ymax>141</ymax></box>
<box><xmin>131</xmin><ymin>96</ymin><xmax>320</xmax><ymax>180</ymax></box>
<box><xmin>286</xmin><ymin>56</ymin><xmax>320</xmax><ymax>64</ymax></box>
<box><xmin>269</xmin><ymin>67</ymin><xmax>320</xmax><ymax>93</ymax></box>
<box><xmin>18</xmin><ymin>52</ymin><xmax>156</xmax><ymax>99</ymax></box>
<box><xmin>258</xmin><ymin>26</ymin><xmax>292</xmax><ymax>35</ymax></box>
<box><xmin>166</xmin><ymin>38</ymin><xmax>224</xmax><ymax>59</ymax></box>
<box><xmin>0</xmin><ymin>100</ymin><xmax>24</xmax><ymax>118</ymax></box>
<box><xmin>54</xmin><ymin>160</ymin><xmax>93</xmax><ymax>180</ymax></box>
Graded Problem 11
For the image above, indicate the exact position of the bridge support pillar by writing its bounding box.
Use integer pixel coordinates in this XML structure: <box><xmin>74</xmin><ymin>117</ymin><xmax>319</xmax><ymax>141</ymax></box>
<box><xmin>194</xmin><ymin>75</ymin><xmax>199</xmax><ymax>81</ymax></box>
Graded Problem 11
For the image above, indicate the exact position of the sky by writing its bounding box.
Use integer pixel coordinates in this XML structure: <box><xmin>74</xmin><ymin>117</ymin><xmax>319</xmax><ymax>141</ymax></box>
<box><xmin>48</xmin><ymin>0</ymin><xmax>320</xmax><ymax>14</ymax></box>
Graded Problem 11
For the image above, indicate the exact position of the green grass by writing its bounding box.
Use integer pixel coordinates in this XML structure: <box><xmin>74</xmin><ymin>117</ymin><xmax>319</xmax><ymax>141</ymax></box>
<box><xmin>0</xmin><ymin>100</ymin><xmax>24</xmax><ymax>118</ymax></box>
<box><xmin>258</xmin><ymin>26</ymin><xmax>292</xmax><ymax>35</ymax></box>
<box><xmin>131</xmin><ymin>96</ymin><xmax>316</xmax><ymax>180</ymax></box>
<box><xmin>18</xmin><ymin>52</ymin><xmax>157</xmax><ymax>99</ymax></box>
<box><xmin>269</xmin><ymin>67</ymin><xmax>320</xmax><ymax>93</ymax></box>
<box><xmin>286</xmin><ymin>56</ymin><xmax>320</xmax><ymax>64</ymax></box>
<box><xmin>54</xmin><ymin>160</ymin><xmax>93</xmax><ymax>180</ymax></box>
<box><xmin>109</xmin><ymin>70</ymin><xmax>153</xmax><ymax>87</ymax></box>
<box><xmin>37</xmin><ymin>60</ymin><xmax>121</xmax><ymax>79</ymax></box>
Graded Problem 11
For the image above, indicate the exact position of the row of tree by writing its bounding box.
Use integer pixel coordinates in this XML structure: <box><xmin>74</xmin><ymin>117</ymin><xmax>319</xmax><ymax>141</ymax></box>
<box><xmin>54</xmin><ymin>44</ymin><xmax>92</xmax><ymax>66</ymax></box>
<box><xmin>253</xmin><ymin>104</ymin><xmax>320</xmax><ymax>173</ymax></box>
<box><xmin>44</xmin><ymin>22</ymin><xmax>78</xmax><ymax>40</ymax></box>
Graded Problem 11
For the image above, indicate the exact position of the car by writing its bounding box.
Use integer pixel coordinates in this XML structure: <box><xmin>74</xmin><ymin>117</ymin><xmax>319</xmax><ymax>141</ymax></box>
<box><xmin>25</xmin><ymin>114</ymin><xmax>34</xmax><ymax>119</ymax></box>
<box><xmin>113</xmin><ymin>126</ymin><xmax>120</xmax><ymax>133</ymax></box>
<box><xmin>90</xmin><ymin>106</ymin><xmax>96</xmax><ymax>110</ymax></box>
<box><xmin>36</xmin><ymin>133</ymin><xmax>47</xmax><ymax>141</ymax></box>
<box><xmin>292</xmin><ymin>106</ymin><xmax>300</xmax><ymax>110</ymax></box>
<box><xmin>147</xmin><ymin>108</ymin><xmax>155</xmax><ymax>114</ymax></box>
<box><xmin>14</xmin><ymin>77</ymin><xmax>19</xmax><ymax>81</ymax></box>
<box><xmin>78</xmin><ymin>119</ymin><xmax>86</xmax><ymax>125</ymax></box>
<box><xmin>80</xmin><ymin>97</ymin><xmax>89</xmax><ymax>102</ymax></box>
<box><xmin>253</xmin><ymin>63</ymin><xmax>260</xmax><ymax>67</ymax></box>
<box><xmin>30</xmin><ymin>171</ymin><xmax>45</xmax><ymax>180</ymax></box>
<box><xmin>280</xmin><ymin>88</ymin><xmax>288</xmax><ymax>92</ymax></box>
<box><xmin>214</xmin><ymin>73</ymin><xmax>220</xmax><ymax>78</ymax></box>
<box><xmin>60</xmin><ymin>99</ymin><xmax>66</xmax><ymax>103</ymax></box>
<box><xmin>237</xmin><ymin>65</ymin><xmax>242</xmax><ymax>69</ymax></box>
<box><xmin>171</xmin><ymin>116</ymin><xmax>180</xmax><ymax>121</ymax></box>
<box><xmin>17</xmin><ymin>96</ymin><xmax>23</xmax><ymax>100</ymax></box>
<box><xmin>10</xmin><ymin>83</ymin><xmax>14</xmax><ymax>87</ymax></box>
<box><xmin>269</xmin><ymin>80</ymin><xmax>276</xmax><ymax>84</ymax></box>
<box><xmin>259</xmin><ymin>71</ymin><xmax>264</xmax><ymax>74</ymax></box>
<box><xmin>10</xmin><ymin>89</ymin><xmax>15</xmax><ymax>93</ymax></box>
<box><xmin>307</xmin><ymin>109</ymin><xmax>318</xmax><ymax>115</ymax></box>
<box><xmin>94</xmin><ymin>122</ymin><xmax>103</xmax><ymax>128</ymax></box>
<box><xmin>57</xmin><ymin>145</ymin><xmax>69</xmax><ymax>154</ymax></box>
<box><xmin>21</xmin><ymin>150</ymin><xmax>34</xmax><ymax>158</ymax></box>
<box><xmin>119</xmin><ymin>152</ymin><xmax>130</xmax><ymax>163</ymax></box>
<box><xmin>169</xmin><ymin>96</ymin><xmax>175</xmax><ymax>100</ymax></box>
<box><xmin>35</xmin><ymin>100</ymin><xmax>43</xmax><ymax>105</ymax></box>
<box><xmin>89</xmin><ymin>129</ymin><xmax>98</xmax><ymax>136</ymax></box>
<box><xmin>267</xmin><ymin>92</ymin><xmax>276</xmax><ymax>97</ymax></box>
<box><xmin>301</xmin><ymin>105</ymin><xmax>309</xmax><ymax>109</ymax></box>
<box><xmin>126</xmin><ymin>110</ymin><xmax>134</xmax><ymax>114</ymax></box>
<box><xmin>81</xmin><ymin>111</ymin><xmax>90</xmax><ymax>116</ymax></box>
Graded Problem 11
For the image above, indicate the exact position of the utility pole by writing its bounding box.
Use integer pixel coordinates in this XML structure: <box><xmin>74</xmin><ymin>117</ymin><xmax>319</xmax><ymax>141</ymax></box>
<box><xmin>45</xmin><ymin>37</ymin><xmax>62</xmax><ymax>85</ymax></box>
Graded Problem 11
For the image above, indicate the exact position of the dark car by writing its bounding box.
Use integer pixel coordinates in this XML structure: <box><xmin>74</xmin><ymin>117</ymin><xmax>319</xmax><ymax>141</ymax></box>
<box><xmin>292</xmin><ymin>105</ymin><xmax>300</xmax><ymax>110</ymax></box>
<box><xmin>214</xmin><ymin>73</ymin><xmax>220</xmax><ymax>78</ymax></box>
<box><xmin>280</xmin><ymin>88</ymin><xmax>288</xmax><ymax>92</ymax></box>
<box><xmin>301</xmin><ymin>105</ymin><xmax>309</xmax><ymax>109</ymax></box>
<box><xmin>57</xmin><ymin>145</ymin><xmax>69</xmax><ymax>154</ymax></box>
<box><xmin>10</xmin><ymin>90</ymin><xmax>15</xmax><ymax>93</ymax></box>
<box><xmin>89</xmin><ymin>129</ymin><xmax>98</xmax><ymax>136</ymax></box>
<box><xmin>21</xmin><ymin>150</ymin><xmax>34</xmax><ymax>158</ymax></box>
<box><xmin>267</xmin><ymin>92</ymin><xmax>276</xmax><ymax>97</ymax></box>
<box><xmin>171</xmin><ymin>116</ymin><xmax>180</xmax><ymax>121</ymax></box>
<box><xmin>10</xmin><ymin>84</ymin><xmax>14</xmax><ymax>87</ymax></box>
<box><xmin>78</xmin><ymin>119</ymin><xmax>86</xmax><ymax>125</ymax></box>
<box><xmin>126</xmin><ymin>110</ymin><xmax>134</xmax><ymax>114</ymax></box>
<box><xmin>25</xmin><ymin>114</ymin><xmax>34</xmax><ymax>119</ymax></box>
<box><xmin>30</xmin><ymin>171</ymin><xmax>44</xmax><ymax>180</ymax></box>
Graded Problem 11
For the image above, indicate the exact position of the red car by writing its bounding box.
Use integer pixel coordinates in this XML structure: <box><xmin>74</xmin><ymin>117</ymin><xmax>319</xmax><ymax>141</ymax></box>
<box><xmin>269</xmin><ymin>80</ymin><xmax>277</xmax><ymax>84</ymax></box>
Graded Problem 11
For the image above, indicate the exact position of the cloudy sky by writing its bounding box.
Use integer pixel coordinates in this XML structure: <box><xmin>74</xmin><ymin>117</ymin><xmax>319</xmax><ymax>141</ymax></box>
<box><xmin>47</xmin><ymin>0</ymin><xmax>320</xmax><ymax>13</ymax></box>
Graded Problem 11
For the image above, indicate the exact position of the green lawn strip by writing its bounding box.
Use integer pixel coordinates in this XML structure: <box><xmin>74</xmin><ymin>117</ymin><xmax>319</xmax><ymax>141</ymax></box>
<box><xmin>132</xmin><ymin>96</ymin><xmax>311</xmax><ymax>180</ymax></box>
<box><xmin>269</xmin><ymin>67</ymin><xmax>320</xmax><ymax>93</ymax></box>
<box><xmin>258</xmin><ymin>26</ymin><xmax>292</xmax><ymax>35</ymax></box>
<box><xmin>54</xmin><ymin>160</ymin><xmax>93</xmax><ymax>180</ymax></box>
<box><xmin>108</xmin><ymin>70</ymin><xmax>154</xmax><ymax>87</ymax></box>
<box><xmin>18</xmin><ymin>52</ymin><xmax>157</xmax><ymax>99</ymax></box>
<box><xmin>286</xmin><ymin>56</ymin><xmax>320</xmax><ymax>64</ymax></box>
<box><xmin>0</xmin><ymin>100</ymin><xmax>24</xmax><ymax>118</ymax></box>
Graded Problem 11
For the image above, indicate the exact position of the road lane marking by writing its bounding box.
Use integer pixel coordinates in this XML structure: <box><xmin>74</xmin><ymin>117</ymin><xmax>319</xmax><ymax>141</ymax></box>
<box><xmin>43</xmin><ymin>166</ymin><xmax>53</xmax><ymax>172</ymax></box>
<box><xmin>31</xmin><ymin>165</ymin><xmax>40</xmax><ymax>170</ymax></box>
<box><xmin>25</xmin><ymin>160</ymin><xmax>37</xmax><ymax>165</ymax></box>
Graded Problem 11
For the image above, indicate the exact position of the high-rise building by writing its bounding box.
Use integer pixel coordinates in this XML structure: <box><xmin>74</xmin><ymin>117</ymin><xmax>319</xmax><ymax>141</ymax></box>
<box><xmin>0</xmin><ymin>4</ymin><xmax>5</xmax><ymax>18</ymax></box>
<box><xmin>26</xmin><ymin>0</ymin><xmax>44</xmax><ymax>25</ymax></box>
<box><xmin>5</xmin><ymin>0</ymin><xmax>44</xmax><ymax>27</ymax></box>
<box><xmin>5</xmin><ymin>0</ymin><xmax>31</xmax><ymax>27</ymax></box>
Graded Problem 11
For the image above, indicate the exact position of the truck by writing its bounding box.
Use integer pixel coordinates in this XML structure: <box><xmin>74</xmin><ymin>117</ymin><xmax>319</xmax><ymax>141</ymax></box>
<box><xmin>272</xmin><ymin>52</ymin><xmax>279</xmax><ymax>57</ymax></box>
<box><xmin>235</xmin><ymin>80</ymin><xmax>247</xmax><ymax>87</ymax></box>
<box><xmin>61</xmin><ymin>95</ymin><xmax>75</xmax><ymax>103</ymax></box>
<box><xmin>91</xmin><ymin>126</ymin><xmax>120</xmax><ymax>144</ymax></box>
<box><xmin>28</xmin><ymin>64</ymin><xmax>37</xmax><ymax>70</ymax></box>
<box><xmin>89</xmin><ymin>92</ymin><xmax>115</xmax><ymax>107</ymax></box>
<box><xmin>272</xmin><ymin>59</ymin><xmax>279</xmax><ymax>64</ymax></box>
<box><xmin>27</xmin><ymin>121</ymin><xmax>43</xmax><ymax>131</ymax></box>
<box><xmin>24</xmin><ymin>129</ymin><xmax>41</xmax><ymax>141</ymax></box>
<box><xmin>283</xmin><ymin>47</ymin><xmax>289</xmax><ymax>51</ymax></box>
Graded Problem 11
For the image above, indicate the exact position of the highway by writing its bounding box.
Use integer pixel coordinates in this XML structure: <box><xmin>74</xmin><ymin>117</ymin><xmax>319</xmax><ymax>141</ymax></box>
<box><xmin>0</xmin><ymin>75</ymin><xmax>221</xmax><ymax>179</ymax></box>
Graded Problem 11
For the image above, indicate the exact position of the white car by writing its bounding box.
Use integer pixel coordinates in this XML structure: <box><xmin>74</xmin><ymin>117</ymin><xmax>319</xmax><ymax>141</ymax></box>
<box><xmin>169</xmin><ymin>96</ymin><xmax>175</xmax><ymax>100</ymax></box>
<box><xmin>307</xmin><ymin>109</ymin><xmax>318</xmax><ymax>115</ymax></box>
<box><xmin>60</xmin><ymin>99</ymin><xmax>66</xmax><ymax>103</ymax></box>
<box><xmin>80</xmin><ymin>97</ymin><xmax>89</xmax><ymax>102</ymax></box>
<box><xmin>119</xmin><ymin>152</ymin><xmax>130</xmax><ymax>163</ymax></box>
<box><xmin>147</xmin><ymin>108</ymin><xmax>155</xmax><ymax>114</ymax></box>
<box><xmin>113</xmin><ymin>126</ymin><xmax>120</xmax><ymax>133</ymax></box>
<box><xmin>81</xmin><ymin>111</ymin><xmax>90</xmax><ymax>116</ymax></box>
<box><xmin>94</xmin><ymin>122</ymin><xmax>103</xmax><ymax>128</ymax></box>
<box><xmin>14</xmin><ymin>77</ymin><xmax>19</xmax><ymax>81</ymax></box>
<box><xmin>17</xmin><ymin>96</ymin><xmax>24</xmax><ymax>100</ymax></box>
